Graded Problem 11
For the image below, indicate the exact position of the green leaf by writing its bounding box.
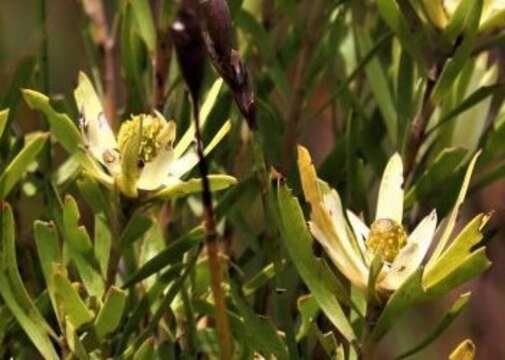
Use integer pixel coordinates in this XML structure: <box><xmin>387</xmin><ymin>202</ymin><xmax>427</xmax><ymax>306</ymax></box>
<box><xmin>296</xmin><ymin>295</ymin><xmax>320</xmax><ymax>341</ymax></box>
<box><xmin>22</xmin><ymin>89</ymin><xmax>111</xmax><ymax>185</ymax></box>
<box><xmin>405</xmin><ymin>147</ymin><xmax>468</xmax><ymax>207</ymax></box>
<box><xmin>243</xmin><ymin>261</ymin><xmax>285</xmax><ymax>296</ymax></box>
<box><xmin>133</xmin><ymin>337</ymin><xmax>156</xmax><ymax>360</ymax></box>
<box><xmin>94</xmin><ymin>286</ymin><xmax>127</xmax><ymax>339</ymax></box>
<box><xmin>423</xmin><ymin>214</ymin><xmax>491</xmax><ymax>292</ymax></box>
<box><xmin>120</xmin><ymin>210</ymin><xmax>154</xmax><ymax>247</ymax></box>
<box><xmin>152</xmin><ymin>175</ymin><xmax>237</xmax><ymax>200</ymax></box>
<box><xmin>0</xmin><ymin>132</ymin><xmax>48</xmax><ymax>199</ymax></box>
<box><xmin>376</xmin><ymin>0</ymin><xmax>427</xmax><ymax>67</ymax></box>
<box><xmin>394</xmin><ymin>292</ymin><xmax>471</xmax><ymax>360</ymax></box>
<box><xmin>1</xmin><ymin>56</ymin><xmax>36</xmax><ymax>111</ymax></box>
<box><xmin>427</xmin><ymin>151</ymin><xmax>480</xmax><ymax>263</ymax></box>
<box><xmin>94</xmin><ymin>215</ymin><xmax>112</xmax><ymax>278</ymax></box>
<box><xmin>22</xmin><ymin>89</ymin><xmax>82</xmax><ymax>153</ymax></box>
<box><xmin>33</xmin><ymin>220</ymin><xmax>62</xmax><ymax>325</ymax></box>
<box><xmin>63</xmin><ymin>195</ymin><xmax>105</xmax><ymax>298</ymax></box>
<box><xmin>0</xmin><ymin>109</ymin><xmax>8</xmax><ymax>138</ymax></box>
<box><xmin>0</xmin><ymin>273</ymin><xmax>59</xmax><ymax>360</ymax></box>
<box><xmin>66</xmin><ymin>317</ymin><xmax>89</xmax><ymax>360</ymax></box>
<box><xmin>354</xmin><ymin>27</ymin><xmax>397</xmax><ymax>143</ymax></box>
<box><xmin>174</xmin><ymin>79</ymin><xmax>224</xmax><ymax>159</ymax></box>
<box><xmin>276</xmin><ymin>184</ymin><xmax>356</xmax><ymax>342</ymax></box>
<box><xmin>431</xmin><ymin>0</ymin><xmax>483</xmax><ymax>102</ymax></box>
<box><xmin>52</xmin><ymin>264</ymin><xmax>94</xmax><ymax>329</ymax></box>
<box><xmin>123</xmin><ymin>227</ymin><xmax>203</xmax><ymax>287</ymax></box>
<box><xmin>1</xmin><ymin>203</ymin><xmax>57</xmax><ymax>337</ymax></box>
<box><xmin>428</xmin><ymin>84</ymin><xmax>501</xmax><ymax>135</ymax></box>
<box><xmin>130</xmin><ymin>0</ymin><xmax>156</xmax><ymax>54</ymax></box>
<box><xmin>231</xmin><ymin>285</ymin><xmax>288</xmax><ymax>360</ymax></box>
<box><xmin>372</xmin><ymin>269</ymin><xmax>426</xmax><ymax>341</ymax></box>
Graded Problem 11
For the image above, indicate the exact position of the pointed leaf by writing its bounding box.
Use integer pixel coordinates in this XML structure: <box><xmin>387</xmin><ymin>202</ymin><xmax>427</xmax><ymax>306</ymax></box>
<box><xmin>0</xmin><ymin>132</ymin><xmax>48</xmax><ymax>199</ymax></box>
<box><xmin>152</xmin><ymin>175</ymin><xmax>237</xmax><ymax>200</ymax></box>
<box><xmin>94</xmin><ymin>286</ymin><xmax>127</xmax><ymax>339</ymax></box>
<box><xmin>277</xmin><ymin>184</ymin><xmax>356</xmax><ymax>342</ymax></box>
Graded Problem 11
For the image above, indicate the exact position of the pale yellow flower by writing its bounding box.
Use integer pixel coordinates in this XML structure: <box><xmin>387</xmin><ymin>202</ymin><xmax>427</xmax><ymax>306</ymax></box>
<box><xmin>297</xmin><ymin>146</ymin><xmax>483</xmax><ymax>294</ymax></box>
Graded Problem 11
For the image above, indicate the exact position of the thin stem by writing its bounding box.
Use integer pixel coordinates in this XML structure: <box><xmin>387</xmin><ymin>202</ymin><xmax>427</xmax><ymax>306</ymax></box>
<box><xmin>192</xmin><ymin>100</ymin><xmax>233</xmax><ymax>359</ymax></box>
<box><xmin>81</xmin><ymin>0</ymin><xmax>117</xmax><ymax>128</ymax></box>
<box><xmin>281</xmin><ymin>0</ymin><xmax>325</xmax><ymax>172</ymax></box>
<box><xmin>152</xmin><ymin>0</ymin><xmax>172</xmax><ymax>111</ymax></box>
<box><xmin>403</xmin><ymin>76</ymin><xmax>436</xmax><ymax>177</ymax></box>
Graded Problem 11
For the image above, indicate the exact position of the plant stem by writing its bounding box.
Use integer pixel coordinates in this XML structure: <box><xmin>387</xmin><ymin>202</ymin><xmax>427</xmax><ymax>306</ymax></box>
<box><xmin>281</xmin><ymin>0</ymin><xmax>325</xmax><ymax>172</ymax></box>
<box><xmin>192</xmin><ymin>100</ymin><xmax>233</xmax><ymax>359</ymax></box>
<box><xmin>403</xmin><ymin>75</ymin><xmax>436</xmax><ymax>177</ymax></box>
<box><xmin>152</xmin><ymin>0</ymin><xmax>172</xmax><ymax>111</ymax></box>
<box><xmin>81</xmin><ymin>0</ymin><xmax>117</xmax><ymax>128</ymax></box>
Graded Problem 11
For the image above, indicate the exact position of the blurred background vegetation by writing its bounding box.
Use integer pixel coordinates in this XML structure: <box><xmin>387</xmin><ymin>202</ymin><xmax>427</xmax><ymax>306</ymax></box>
<box><xmin>1</xmin><ymin>0</ymin><xmax>505</xmax><ymax>358</ymax></box>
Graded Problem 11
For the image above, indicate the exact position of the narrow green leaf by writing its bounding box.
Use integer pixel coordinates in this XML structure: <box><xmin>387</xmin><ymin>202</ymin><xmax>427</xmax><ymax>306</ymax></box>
<box><xmin>231</xmin><ymin>285</ymin><xmax>288</xmax><ymax>360</ymax></box>
<box><xmin>22</xmin><ymin>89</ymin><xmax>111</xmax><ymax>185</ymax></box>
<box><xmin>33</xmin><ymin>220</ymin><xmax>62</xmax><ymax>325</ymax></box>
<box><xmin>0</xmin><ymin>273</ymin><xmax>59</xmax><ymax>360</ymax></box>
<box><xmin>133</xmin><ymin>337</ymin><xmax>156</xmax><ymax>360</ymax></box>
<box><xmin>130</xmin><ymin>0</ymin><xmax>156</xmax><ymax>54</ymax></box>
<box><xmin>423</xmin><ymin>214</ymin><xmax>491</xmax><ymax>292</ymax></box>
<box><xmin>405</xmin><ymin>147</ymin><xmax>468</xmax><ymax>207</ymax></box>
<box><xmin>0</xmin><ymin>133</ymin><xmax>48</xmax><ymax>200</ymax></box>
<box><xmin>1</xmin><ymin>56</ymin><xmax>36</xmax><ymax>111</ymax></box>
<box><xmin>66</xmin><ymin>317</ymin><xmax>89</xmax><ymax>360</ymax></box>
<box><xmin>354</xmin><ymin>27</ymin><xmax>397</xmax><ymax>143</ymax></box>
<box><xmin>277</xmin><ymin>184</ymin><xmax>356</xmax><ymax>342</ymax></box>
<box><xmin>0</xmin><ymin>132</ymin><xmax>48</xmax><ymax>199</ymax></box>
<box><xmin>52</xmin><ymin>265</ymin><xmax>94</xmax><ymax>329</ymax></box>
<box><xmin>1</xmin><ymin>203</ymin><xmax>57</xmax><ymax>338</ymax></box>
<box><xmin>243</xmin><ymin>261</ymin><xmax>285</xmax><ymax>296</ymax></box>
<box><xmin>94</xmin><ymin>286</ymin><xmax>127</xmax><ymax>339</ymax></box>
<box><xmin>427</xmin><ymin>151</ymin><xmax>480</xmax><ymax>263</ymax></box>
<box><xmin>428</xmin><ymin>84</ymin><xmax>501</xmax><ymax>135</ymax></box>
<box><xmin>395</xmin><ymin>292</ymin><xmax>471</xmax><ymax>359</ymax></box>
<box><xmin>296</xmin><ymin>295</ymin><xmax>320</xmax><ymax>341</ymax></box>
<box><xmin>431</xmin><ymin>0</ymin><xmax>483</xmax><ymax>102</ymax></box>
<box><xmin>123</xmin><ymin>227</ymin><xmax>203</xmax><ymax>287</ymax></box>
<box><xmin>62</xmin><ymin>195</ymin><xmax>105</xmax><ymax>298</ymax></box>
<box><xmin>152</xmin><ymin>175</ymin><xmax>237</xmax><ymax>200</ymax></box>
<box><xmin>94</xmin><ymin>215</ymin><xmax>112</xmax><ymax>278</ymax></box>
<box><xmin>0</xmin><ymin>109</ymin><xmax>9</xmax><ymax>138</ymax></box>
<box><xmin>120</xmin><ymin>210</ymin><xmax>154</xmax><ymax>247</ymax></box>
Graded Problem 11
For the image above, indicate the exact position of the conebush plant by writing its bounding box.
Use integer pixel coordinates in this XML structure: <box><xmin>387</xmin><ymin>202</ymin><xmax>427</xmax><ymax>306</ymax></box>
<box><xmin>0</xmin><ymin>0</ymin><xmax>504</xmax><ymax>358</ymax></box>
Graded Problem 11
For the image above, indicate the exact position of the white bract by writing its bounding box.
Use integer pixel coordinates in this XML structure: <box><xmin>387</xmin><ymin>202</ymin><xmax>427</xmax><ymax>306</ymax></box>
<box><xmin>75</xmin><ymin>72</ymin><xmax>234</xmax><ymax>198</ymax></box>
<box><xmin>297</xmin><ymin>146</ymin><xmax>479</xmax><ymax>294</ymax></box>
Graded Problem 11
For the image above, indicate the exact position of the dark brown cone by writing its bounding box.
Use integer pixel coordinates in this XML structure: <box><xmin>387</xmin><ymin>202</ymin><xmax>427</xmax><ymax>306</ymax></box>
<box><xmin>198</xmin><ymin>0</ymin><xmax>233</xmax><ymax>63</ymax></box>
<box><xmin>171</xmin><ymin>0</ymin><xmax>206</xmax><ymax>102</ymax></box>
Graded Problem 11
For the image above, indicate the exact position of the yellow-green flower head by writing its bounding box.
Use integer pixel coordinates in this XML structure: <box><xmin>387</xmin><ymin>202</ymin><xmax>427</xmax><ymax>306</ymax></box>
<box><xmin>73</xmin><ymin>72</ymin><xmax>235</xmax><ymax>198</ymax></box>
<box><xmin>297</xmin><ymin>146</ymin><xmax>489</xmax><ymax>295</ymax></box>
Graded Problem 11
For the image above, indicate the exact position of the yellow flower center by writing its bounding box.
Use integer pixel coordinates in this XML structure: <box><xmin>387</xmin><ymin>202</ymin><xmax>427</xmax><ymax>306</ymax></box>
<box><xmin>366</xmin><ymin>218</ymin><xmax>407</xmax><ymax>262</ymax></box>
<box><xmin>117</xmin><ymin>114</ymin><xmax>166</xmax><ymax>163</ymax></box>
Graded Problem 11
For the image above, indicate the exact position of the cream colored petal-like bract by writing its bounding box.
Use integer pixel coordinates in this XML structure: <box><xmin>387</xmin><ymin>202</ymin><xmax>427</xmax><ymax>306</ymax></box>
<box><xmin>323</xmin><ymin>191</ymin><xmax>367</xmax><ymax>268</ymax></box>
<box><xmin>74</xmin><ymin>72</ymin><xmax>119</xmax><ymax>175</ymax></box>
<box><xmin>137</xmin><ymin>121</ymin><xmax>177</xmax><ymax>190</ymax></box>
<box><xmin>376</xmin><ymin>153</ymin><xmax>404</xmax><ymax>223</ymax></box>
<box><xmin>309</xmin><ymin>221</ymin><xmax>368</xmax><ymax>290</ymax></box>
<box><xmin>381</xmin><ymin>210</ymin><xmax>438</xmax><ymax>290</ymax></box>
<box><xmin>346</xmin><ymin>210</ymin><xmax>370</xmax><ymax>247</ymax></box>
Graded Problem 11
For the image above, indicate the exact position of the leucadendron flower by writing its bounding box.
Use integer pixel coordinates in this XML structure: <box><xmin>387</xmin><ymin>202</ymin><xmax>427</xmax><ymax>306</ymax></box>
<box><xmin>426</xmin><ymin>0</ymin><xmax>505</xmax><ymax>33</ymax></box>
<box><xmin>298</xmin><ymin>146</ymin><xmax>490</xmax><ymax>295</ymax></box>
<box><xmin>74</xmin><ymin>73</ymin><xmax>236</xmax><ymax>198</ymax></box>
<box><xmin>22</xmin><ymin>73</ymin><xmax>235</xmax><ymax>199</ymax></box>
